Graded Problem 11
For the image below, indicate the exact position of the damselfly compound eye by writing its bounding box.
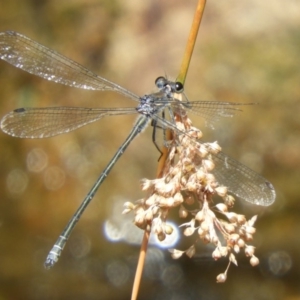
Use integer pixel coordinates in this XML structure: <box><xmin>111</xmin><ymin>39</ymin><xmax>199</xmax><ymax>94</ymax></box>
<box><xmin>155</xmin><ymin>76</ymin><xmax>168</xmax><ymax>89</ymax></box>
<box><xmin>175</xmin><ymin>81</ymin><xmax>184</xmax><ymax>93</ymax></box>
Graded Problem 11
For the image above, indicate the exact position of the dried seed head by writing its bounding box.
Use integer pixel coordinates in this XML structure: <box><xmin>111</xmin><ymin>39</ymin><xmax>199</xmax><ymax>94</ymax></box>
<box><xmin>215</xmin><ymin>203</ymin><xmax>228</xmax><ymax>213</ymax></box>
<box><xmin>248</xmin><ymin>215</ymin><xmax>258</xmax><ymax>227</ymax></box>
<box><xmin>184</xmin><ymin>227</ymin><xmax>195</xmax><ymax>236</ymax></box>
<box><xmin>157</xmin><ymin>231</ymin><xmax>166</xmax><ymax>241</ymax></box>
<box><xmin>195</xmin><ymin>210</ymin><xmax>204</xmax><ymax>222</ymax></box>
<box><xmin>180</xmin><ymin>176</ymin><xmax>187</xmax><ymax>186</ymax></box>
<box><xmin>228</xmin><ymin>233</ymin><xmax>240</xmax><ymax>245</ymax></box>
<box><xmin>197</xmin><ymin>227</ymin><xmax>205</xmax><ymax>237</ymax></box>
<box><xmin>244</xmin><ymin>233</ymin><xmax>253</xmax><ymax>241</ymax></box>
<box><xmin>234</xmin><ymin>244</ymin><xmax>240</xmax><ymax>253</ymax></box>
<box><xmin>164</xmin><ymin>224</ymin><xmax>174</xmax><ymax>235</ymax></box>
<box><xmin>245</xmin><ymin>245</ymin><xmax>255</xmax><ymax>257</ymax></box>
<box><xmin>211</xmin><ymin>235</ymin><xmax>219</xmax><ymax>245</ymax></box>
<box><xmin>216</xmin><ymin>273</ymin><xmax>227</xmax><ymax>283</ymax></box>
<box><xmin>127</xmin><ymin>111</ymin><xmax>264</xmax><ymax>283</ymax></box>
<box><xmin>179</xmin><ymin>205</ymin><xmax>188</xmax><ymax>218</ymax></box>
<box><xmin>152</xmin><ymin>206</ymin><xmax>159</xmax><ymax>215</ymax></box>
<box><xmin>122</xmin><ymin>208</ymin><xmax>132</xmax><ymax>214</ymax></box>
<box><xmin>202</xmin><ymin>159</ymin><xmax>215</xmax><ymax>171</ymax></box>
<box><xmin>200</xmin><ymin>221</ymin><xmax>209</xmax><ymax>232</ymax></box>
<box><xmin>196</xmin><ymin>129</ymin><xmax>203</xmax><ymax>139</ymax></box>
<box><xmin>245</xmin><ymin>226</ymin><xmax>256</xmax><ymax>235</ymax></box>
<box><xmin>158</xmin><ymin>196</ymin><xmax>174</xmax><ymax>207</ymax></box>
<box><xmin>229</xmin><ymin>253</ymin><xmax>238</xmax><ymax>266</ymax></box>
<box><xmin>206</xmin><ymin>173</ymin><xmax>216</xmax><ymax>186</ymax></box>
<box><xmin>208</xmin><ymin>141</ymin><xmax>222</xmax><ymax>154</ymax></box>
<box><xmin>225</xmin><ymin>212</ymin><xmax>238</xmax><ymax>223</ymax></box>
<box><xmin>224</xmin><ymin>195</ymin><xmax>235</xmax><ymax>207</ymax></box>
<box><xmin>145</xmin><ymin>194</ymin><xmax>157</xmax><ymax>206</ymax></box>
<box><xmin>197</xmin><ymin>145</ymin><xmax>208</xmax><ymax>157</ymax></box>
<box><xmin>237</xmin><ymin>238</ymin><xmax>245</xmax><ymax>248</ymax></box>
<box><xmin>212</xmin><ymin>248</ymin><xmax>221</xmax><ymax>260</ymax></box>
<box><xmin>174</xmin><ymin>192</ymin><xmax>184</xmax><ymax>205</ymax></box>
<box><xmin>202</xmin><ymin>234</ymin><xmax>211</xmax><ymax>244</ymax></box>
<box><xmin>250</xmin><ymin>255</ymin><xmax>260</xmax><ymax>266</ymax></box>
<box><xmin>196</xmin><ymin>170</ymin><xmax>206</xmax><ymax>181</ymax></box>
<box><xmin>170</xmin><ymin>165</ymin><xmax>181</xmax><ymax>176</ymax></box>
<box><xmin>185</xmin><ymin>245</ymin><xmax>196</xmax><ymax>258</ymax></box>
<box><xmin>224</xmin><ymin>223</ymin><xmax>236</xmax><ymax>233</ymax></box>
<box><xmin>140</xmin><ymin>179</ymin><xmax>153</xmax><ymax>191</ymax></box>
<box><xmin>134</xmin><ymin>214</ymin><xmax>146</xmax><ymax>229</ymax></box>
<box><xmin>169</xmin><ymin>249</ymin><xmax>184</xmax><ymax>259</ymax></box>
<box><xmin>155</xmin><ymin>181</ymin><xmax>176</xmax><ymax>196</ymax></box>
<box><xmin>184</xmin><ymin>194</ymin><xmax>194</xmax><ymax>205</ymax></box>
<box><xmin>186</xmin><ymin>181</ymin><xmax>197</xmax><ymax>192</ymax></box>
<box><xmin>145</xmin><ymin>209</ymin><xmax>153</xmax><ymax>221</ymax></box>
<box><xmin>123</xmin><ymin>201</ymin><xmax>135</xmax><ymax>210</ymax></box>
<box><xmin>237</xmin><ymin>214</ymin><xmax>247</xmax><ymax>225</ymax></box>
<box><xmin>219</xmin><ymin>247</ymin><xmax>228</xmax><ymax>256</ymax></box>
<box><xmin>216</xmin><ymin>186</ymin><xmax>228</xmax><ymax>197</ymax></box>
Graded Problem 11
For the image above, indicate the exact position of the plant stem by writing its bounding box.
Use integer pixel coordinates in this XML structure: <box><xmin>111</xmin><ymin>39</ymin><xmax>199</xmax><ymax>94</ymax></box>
<box><xmin>156</xmin><ymin>129</ymin><xmax>173</xmax><ymax>178</ymax></box>
<box><xmin>177</xmin><ymin>0</ymin><xmax>206</xmax><ymax>85</ymax></box>
<box><xmin>131</xmin><ymin>1</ymin><xmax>207</xmax><ymax>298</ymax></box>
<box><xmin>131</xmin><ymin>229</ymin><xmax>150</xmax><ymax>300</ymax></box>
<box><xmin>131</xmin><ymin>122</ymin><xmax>173</xmax><ymax>300</ymax></box>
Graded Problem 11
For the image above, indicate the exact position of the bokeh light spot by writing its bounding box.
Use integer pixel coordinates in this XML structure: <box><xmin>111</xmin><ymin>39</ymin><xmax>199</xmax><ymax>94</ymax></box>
<box><xmin>268</xmin><ymin>250</ymin><xmax>292</xmax><ymax>276</ymax></box>
<box><xmin>43</xmin><ymin>166</ymin><xmax>65</xmax><ymax>190</ymax></box>
<box><xmin>6</xmin><ymin>168</ymin><xmax>28</xmax><ymax>195</ymax></box>
<box><xmin>26</xmin><ymin>148</ymin><xmax>48</xmax><ymax>173</ymax></box>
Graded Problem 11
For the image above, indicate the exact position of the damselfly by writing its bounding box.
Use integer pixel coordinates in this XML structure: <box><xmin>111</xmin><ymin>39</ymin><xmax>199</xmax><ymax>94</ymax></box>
<box><xmin>0</xmin><ymin>31</ymin><xmax>275</xmax><ymax>268</ymax></box>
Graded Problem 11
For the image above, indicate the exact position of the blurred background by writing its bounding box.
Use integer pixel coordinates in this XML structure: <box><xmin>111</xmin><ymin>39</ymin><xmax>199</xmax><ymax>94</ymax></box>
<box><xmin>0</xmin><ymin>0</ymin><xmax>299</xmax><ymax>299</ymax></box>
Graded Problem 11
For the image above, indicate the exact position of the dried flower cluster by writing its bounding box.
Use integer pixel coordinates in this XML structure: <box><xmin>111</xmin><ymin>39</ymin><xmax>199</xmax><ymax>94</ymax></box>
<box><xmin>123</xmin><ymin>113</ymin><xmax>260</xmax><ymax>282</ymax></box>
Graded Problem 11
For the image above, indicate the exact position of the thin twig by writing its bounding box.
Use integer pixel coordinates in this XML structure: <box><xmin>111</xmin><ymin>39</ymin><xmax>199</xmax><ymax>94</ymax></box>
<box><xmin>131</xmin><ymin>229</ymin><xmax>150</xmax><ymax>300</ymax></box>
<box><xmin>131</xmin><ymin>130</ymin><xmax>172</xmax><ymax>300</ymax></box>
<box><xmin>177</xmin><ymin>0</ymin><xmax>206</xmax><ymax>85</ymax></box>
<box><xmin>156</xmin><ymin>129</ymin><xmax>173</xmax><ymax>178</ymax></box>
<box><xmin>130</xmin><ymin>1</ymin><xmax>207</xmax><ymax>298</ymax></box>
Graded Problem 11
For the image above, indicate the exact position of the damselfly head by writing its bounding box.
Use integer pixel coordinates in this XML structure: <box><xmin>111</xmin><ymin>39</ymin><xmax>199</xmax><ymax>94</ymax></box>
<box><xmin>155</xmin><ymin>76</ymin><xmax>184</xmax><ymax>95</ymax></box>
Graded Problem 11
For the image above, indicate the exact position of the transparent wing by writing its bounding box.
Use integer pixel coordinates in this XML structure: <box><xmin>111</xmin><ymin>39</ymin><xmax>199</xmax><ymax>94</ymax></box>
<box><xmin>150</xmin><ymin>112</ymin><xmax>275</xmax><ymax>206</ymax></box>
<box><xmin>213</xmin><ymin>151</ymin><xmax>275</xmax><ymax>206</ymax></box>
<box><xmin>0</xmin><ymin>106</ymin><xmax>137</xmax><ymax>138</ymax></box>
<box><xmin>0</xmin><ymin>31</ymin><xmax>138</xmax><ymax>100</ymax></box>
<box><xmin>171</xmin><ymin>99</ymin><xmax>251</xmax><ymax>126</ymax></box>
<box><xmin>183</xmin><ymin>100</ymin><xmax>244</xmax><ymax>121</ymax></box>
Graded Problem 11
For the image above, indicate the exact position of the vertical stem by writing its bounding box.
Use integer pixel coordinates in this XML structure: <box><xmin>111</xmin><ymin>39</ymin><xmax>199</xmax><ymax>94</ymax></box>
<box><xmin>156</xmin><ymin>129</ymin><xmax>173</xmax><ymax>178</ymax></box>
<box><xmin>131</xmin><ymin>131</ymin><xmax>171</xmax><ymax>299</ymax></box>
<box><xmin>130</xmin><ymin>1</ymin><xmax>207</xmax><ymax>299</ymax></box>
<box><xmin>131</xmin><ymin>229</ymin><xmax>150</xmax><ymax>300</ymax></box>
<box><xmin>177</xmin><ymin>0</ymin><xmax>206</xmax><ymax>85</ymax></box>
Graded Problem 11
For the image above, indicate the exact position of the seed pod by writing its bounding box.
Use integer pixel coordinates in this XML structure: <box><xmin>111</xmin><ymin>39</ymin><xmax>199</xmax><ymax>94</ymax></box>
<box><xmin>169</xmin><ymin>249</ymin><xmax>184</xmax><ymax>259</ymax></box>
<box><xmin>208</xmin><ymin>141</ymin><xmax>222</xmax><ymax>154</ymax></box>
<box><xmin>216</xmin><ymin>186</ymin><xmax>228</xmax><ymax>197</ymax></box>
<box><xmin>212</xmin><ymin>248</ymin><xmax>221</xmax><ymax>260</ymax></box>
<box><xmin>179</xmin><ymin>205</ymin><xmax>188</xmax><ymax>218</ymax></box>
<box><xmin>215</xmin><ymin>203</ymin><xmax>228</xmax><ymax>213</ymax></box>
<box><xmin>184</xmin><ymin>227</ymin><xmax>195</xmax><ymax>236</ymax></box>
<box><xmin>216</xmin><ymin>273</ymin><xmax>227</xmax><ymax>283</ymax></box>
<box><xmin>203</xmin><ymin>159</ymin><xmax>215</xmax><ymax>171</ymax></box>
<box><xmin>164</xmin><ymin>224</ymin><xmax>174</xmax><ymax>235</ymax></box>
<box><xmin>195</xmin><ymin>210</ymin><xmax>204</xmax><ymax>222</ymax></box>
<box><xmin>250</xmin><ymin>255</ymin><xmax>259</xmax><ymax>266</ymax></box>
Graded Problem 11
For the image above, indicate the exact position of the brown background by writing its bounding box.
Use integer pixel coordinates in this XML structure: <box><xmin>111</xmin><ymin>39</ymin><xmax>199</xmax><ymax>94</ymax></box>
<box><xmin>0</xmin><ymin>0</ymin><xmax>299</xmax><ymax>299</ymax></box>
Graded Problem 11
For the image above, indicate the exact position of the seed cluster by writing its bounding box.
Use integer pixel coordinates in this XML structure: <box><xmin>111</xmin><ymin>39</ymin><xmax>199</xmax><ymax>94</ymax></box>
<box><xmin>123</xmin><ymin>114</ymin><xmax>259</xmax><ymax>282</ymax></box>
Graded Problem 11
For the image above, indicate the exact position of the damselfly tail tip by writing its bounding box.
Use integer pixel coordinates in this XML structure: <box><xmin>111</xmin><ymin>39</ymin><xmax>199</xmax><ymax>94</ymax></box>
<box><xmin>44</xmin><ymin>257</ymin><xmax>57</xmax><ymax>269</ymax></box>
<box><xmin>44</xmin><ymin>248</ymin><xmax>61</xmax><ymax>269</ymax></box>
